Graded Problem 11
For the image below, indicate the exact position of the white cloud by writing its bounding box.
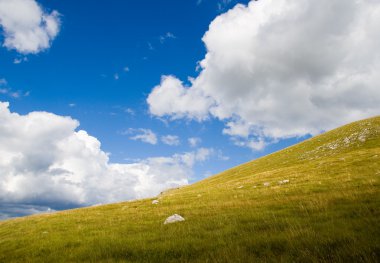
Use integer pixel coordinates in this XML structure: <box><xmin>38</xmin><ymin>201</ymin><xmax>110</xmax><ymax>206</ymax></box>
<box><xmin>161</xmin><ymin>135</ymin><xmax>180</xmax><ymax>146</ymax></box>
<box><xmin>124</xmin><ymin>66</ymin><xmax>130</xmax><ymax>72</ymax></box>
<box><xmin>125</xmin><ymin>108</ymin><xmax>135</xmax><ymax>115</ymax></box>
<box><xmin>13</xmin><ymin>57</ymin><xmax>28</xmax><ymax>64</ymax></box>
<box><xmin>159</xmin><ymin>32</ymin><xmax>176</xmax><ymax>44</ymax></box>
<box><xmin>216</xmin><ymin>149</ymin><xmax>229</xmax><ymax>161</ymax></box>
<box><xmin>175</xmin><ymin>147</ymin><xmax>214</xmax><ymax>167</ymax></box>
<box><xmin>0</xmin><ymin>78</ymin><xmax>27</xmax><ymax>98</ymax></box>
<box><xmin>147</xmin><ymin>75</ymin><xmax>213</xmax><ymax>121</ymax></box>
<box><xmin>0</xmin><ymin>0</ymin><xmax>61</xmax><ymax>54</ymax></box>
<box><xmin>188</xmin><ymin>137</ymin><xmax>202</xmax><ymax>148</ymax></box>
<box><xmin>147</xmin><ymin>42</ymin><xmax>154</xmax><ymax>50</ymax></box>
<box><xmin>147</xmin><ymin>0</ymin><xmax>380</xmax><ymax>150</ymax></box>
<box><xmin>0</xmin><ymin>102</ymin><xmax>212</xmax><ymax>218</ymax></box>
<box><xmin>0</xmin><ymin>89</ymin><xmax>22</xmax><ymax>98</ymax></box>
<box><xmin>231</xmin><ymin>137</ymin><xmax>266</xmax><ymax>151</ymax></box>
<box><xmin>114</xmin><ymin>73</ymin><xmax>119</xmax><ymax>80</ymax></box>
<box><xmin>124</xmin><ymin>128</ymin><xmax>158</xmax><ymax>145</ymax></box>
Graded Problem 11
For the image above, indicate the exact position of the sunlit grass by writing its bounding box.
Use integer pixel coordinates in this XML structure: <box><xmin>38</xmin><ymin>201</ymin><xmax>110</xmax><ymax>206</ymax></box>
<box><xmin>0</xmin><ymin>116</ymin><xmax>379</xmax><ymax>262</ymax></box>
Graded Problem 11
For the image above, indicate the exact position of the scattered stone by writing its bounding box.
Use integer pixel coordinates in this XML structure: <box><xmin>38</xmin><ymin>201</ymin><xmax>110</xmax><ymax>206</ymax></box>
<box><xmin>42</xmin><ymin>231</ymin><xmax>48</xmax><ymax>234</ymax></box>
<box><xmin>197</xmin><ymin>194</ymin><xmax>202</xmax><ymax>197</ymax></box>
<box><xmin>152</xmin><ymin>200</ymin><xmax>159</xmax><ymax>205</ymax></box>
<box><xmin>358</xmin><ymin>135</ymin><xmax>366</xmax><ymax>142</ymax></box>
<box><xmin>164</xmin><ymin>214</ymin><xmax>185</xmax><ymax>224</ymax></box>
<box><xmin>328</xmin><ymin>143</ymin><xmax>338</xmax><ymax>150</ymax></box>
<box><xmin>237</xmin><ymin>186</ymin><xmax>244</xmax><ymax>189</ymax></box>
<box><xmin>278</xmin><ymin>179</ymin><xmax>290</xmax><ymax>185</ymax></box>
<box><xmin>263</xmin><ymin>182</ymin><xmax>270</xmax><ymax>187</ymax></box>
<box><xmin>253</xmin><ymin>186</ymin><xmax>257</xmax><ymax>188</ymax></box>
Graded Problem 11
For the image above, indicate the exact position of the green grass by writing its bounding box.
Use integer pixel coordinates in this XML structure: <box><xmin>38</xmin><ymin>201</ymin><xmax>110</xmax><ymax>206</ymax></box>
<box><xmin>1</xmin><ymin>116</ymin><xmax>379</xmax><ymax>262</ymax></box>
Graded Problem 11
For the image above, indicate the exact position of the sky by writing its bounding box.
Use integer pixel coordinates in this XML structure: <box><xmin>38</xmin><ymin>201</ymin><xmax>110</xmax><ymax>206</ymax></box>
<box><xmin>0</xmin><ymin>0</ymin><xmax>379</xmax><ymax>219</ymax></box>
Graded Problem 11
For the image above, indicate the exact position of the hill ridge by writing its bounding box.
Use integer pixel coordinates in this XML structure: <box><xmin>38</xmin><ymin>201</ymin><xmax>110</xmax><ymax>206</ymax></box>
<box><xmin>0</xmin><ymin>116</ymin><xmax>379</xmax><ymax>262</ymax></box>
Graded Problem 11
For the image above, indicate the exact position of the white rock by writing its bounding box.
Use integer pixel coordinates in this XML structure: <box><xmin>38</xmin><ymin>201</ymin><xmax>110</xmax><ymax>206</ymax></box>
<box><xmin>152</xmin><ymin>200</ymin><xmax>159</xmax><ymax>205</ymax></box>
<box><xmin>263</xmin><ymin>182</ymin><xmax>270</xmax><ymax>187</ymax></box>
<box><xmin>237</xmin><ymin>186</ymin><xmax>244</xmax><ymax>189</ymax></box>
<box><xmin>278</xmin><ymin>179</ymin><xmax>290</xmax><ymax>185</ymax></box>
<box><xmin>164</xmin><ymin>214</ymin><xmax>185</xmax><ymax>224</ymax></box>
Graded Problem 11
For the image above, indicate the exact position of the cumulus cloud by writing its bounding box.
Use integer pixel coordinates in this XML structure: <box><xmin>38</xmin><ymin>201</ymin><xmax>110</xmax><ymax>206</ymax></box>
<box><xmin>161</xmin><ymin>135</ymin><xmax>180</xmax><ymax>146</ymax></box>
<box><xmin>0</xmin><ymin>102</ymin><xmax>212</xmax><ymax>218</ymax></box>
<box><xmin>147</xmin><ymin>0</ymin><xmax>380</xmax><ymax>150</ymax></box>
<box><xmin>188</xmin><ymin>137</ymin><xmax>202</xmax><ymax>148</ymax></box>
<box><xmin>148</xmin><ymin>75</ymin><xmax>213</xmax><ymax>121</ymax></box>
<box><xmin>124</xmin><ymin>128</ymin><xmax>158</xmax><ymax>145</ymax></box>
<box><xmin>0</xmin><ymin>0</ymin><xmax>61</xmax><ymax>54</ymax></box>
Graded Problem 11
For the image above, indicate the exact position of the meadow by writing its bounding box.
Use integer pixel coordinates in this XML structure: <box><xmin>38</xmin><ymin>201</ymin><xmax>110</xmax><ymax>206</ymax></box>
<box><xmin>0</xmin><ymin>116</ymin><xmax>379</xmax><ymax>262</ymax></box>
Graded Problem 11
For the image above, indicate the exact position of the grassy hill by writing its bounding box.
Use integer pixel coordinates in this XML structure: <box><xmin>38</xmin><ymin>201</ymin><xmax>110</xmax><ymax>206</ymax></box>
<box><xmin>0</xmin><ymin>117</ymin><xmax>379</xmax><ymax>262</ymax></box>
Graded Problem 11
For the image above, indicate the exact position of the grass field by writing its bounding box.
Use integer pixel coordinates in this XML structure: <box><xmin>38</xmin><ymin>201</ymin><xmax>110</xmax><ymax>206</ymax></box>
<box><xmin>0</xmin><ymin>116</ymin><xmax>379</xmax><ymax>262</ymax></box>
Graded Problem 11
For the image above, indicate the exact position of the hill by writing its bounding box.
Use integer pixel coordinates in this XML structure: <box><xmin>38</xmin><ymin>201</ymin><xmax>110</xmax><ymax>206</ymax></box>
<box><xmin>0</xmin><ymin>117</ymin><xmax>379</xmax><ymax>262</ymax></box>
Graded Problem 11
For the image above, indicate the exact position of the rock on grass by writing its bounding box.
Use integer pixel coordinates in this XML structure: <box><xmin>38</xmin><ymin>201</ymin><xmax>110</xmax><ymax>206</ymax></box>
<box><xmin>164</xmin><ymin>214</ymin><xmax>185</xmax><ymax>224</ymax></box>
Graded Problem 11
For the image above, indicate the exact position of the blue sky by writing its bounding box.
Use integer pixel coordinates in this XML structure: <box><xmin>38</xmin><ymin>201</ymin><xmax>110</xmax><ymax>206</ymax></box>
<box><xmin>0</xmin><ymin>0</ymin><xmax>286</xmax><ymax>179</ymax></box>
<box><xmin>0</xmin><ymin>0</ymin><xmax>379</xmax><ymax>219</ymax></box>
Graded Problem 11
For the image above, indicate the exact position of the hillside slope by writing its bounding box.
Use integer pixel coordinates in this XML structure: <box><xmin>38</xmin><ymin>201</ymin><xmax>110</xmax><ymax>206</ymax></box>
<box><xmin>0</xmin><ymin>117</ymin><xmax>379</xmax><ymax>262</ymax></box>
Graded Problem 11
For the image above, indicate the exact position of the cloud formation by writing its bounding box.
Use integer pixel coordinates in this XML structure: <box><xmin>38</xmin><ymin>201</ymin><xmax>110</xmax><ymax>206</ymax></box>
<box><xmin>188</xmin><ymin>137</ymin><xmax>202</xmax><ymax>148</ymax></box>
<box><xmin>0</xmin><ymin>102</ymin><xmax>212</xmax><ymax>218</ymax></box>
<box><xmin>159</xmin><ymin>32</ymin><xmax>176</xmax><ymax>44</ymax></box>
<box><xmin>0</xmin><ymin>0</ymin><xmax>61</xmax><ymax>54</ymax></box>
<box><xmin>0</xmin><ymin>78</ymin><xmax>28</xmax><ymax>98</ymax></box>
<box><xmin>125</xmin><ymin>128</ymin><xmax>158</xmax><ymax>145</ymax></box>
<box><xmin>147</xmin><ymin>0</ymin><xmax>380</xmax><ymax>150</ymax></box>
<box><xmin>161</xmin><ymin>135</ymin><xmax>180</xmax><ymax>146</ymax></box>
